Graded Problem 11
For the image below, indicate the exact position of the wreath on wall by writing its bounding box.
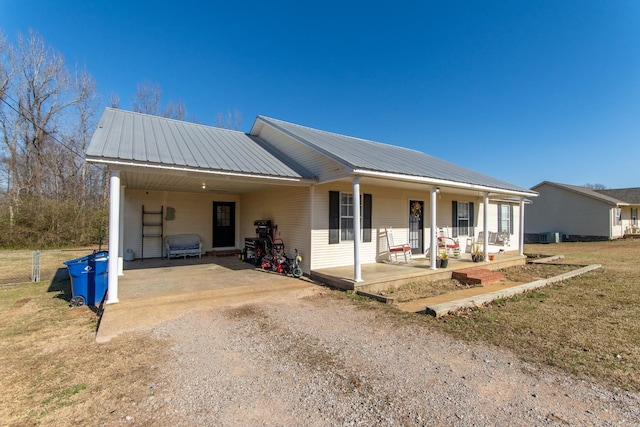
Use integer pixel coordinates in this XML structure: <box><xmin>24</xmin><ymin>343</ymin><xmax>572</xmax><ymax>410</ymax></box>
<box><xmin>411</xmin><ymin>201</ymin><xmax>422</xmax><ymax>218</ymax></box>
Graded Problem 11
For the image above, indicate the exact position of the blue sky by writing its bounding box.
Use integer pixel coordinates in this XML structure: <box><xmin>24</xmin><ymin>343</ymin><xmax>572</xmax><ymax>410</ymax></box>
<box><xmin>1</xmin><ymin>0</ymin><xmax>639</xmax><ymax>189</ymax></box>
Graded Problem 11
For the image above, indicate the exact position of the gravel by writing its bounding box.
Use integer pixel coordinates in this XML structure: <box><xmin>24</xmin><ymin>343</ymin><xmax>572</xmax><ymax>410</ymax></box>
<box><xmin>132</xmin><ymin>290</ymin><xmax>639</xmax><ymax>426</ymax></box>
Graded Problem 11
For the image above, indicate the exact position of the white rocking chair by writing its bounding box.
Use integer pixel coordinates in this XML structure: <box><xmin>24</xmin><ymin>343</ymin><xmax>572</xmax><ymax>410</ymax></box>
<box><xmin>385</xmin><ymin>227</ymin><xmax>412</xmax><ymax>263</ymax></box>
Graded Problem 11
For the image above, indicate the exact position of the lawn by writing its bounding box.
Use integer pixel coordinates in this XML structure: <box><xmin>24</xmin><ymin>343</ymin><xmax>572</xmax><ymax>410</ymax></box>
<box><xmin>0</xmin><ymin>273</ymin><xmax>168</xmax><ymax>426</ymax></box>
<box><xmin>431</xmin><ymin>239</ymin><xmax>640</xmax><ymax>392</ymax></box>
<box><xmin>0</xmin><ymin>240</ymin><xmax>638</xmax><ymax>425</ymax></box>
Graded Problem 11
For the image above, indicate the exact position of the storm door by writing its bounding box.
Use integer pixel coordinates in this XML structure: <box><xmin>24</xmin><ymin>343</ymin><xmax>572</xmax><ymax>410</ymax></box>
<box><xmin>409</xmin><ymin>200</ymin><xmax>424</xmax><ymax>254</ymax></box>
<box><xmin>213</xmin><ymin>202</ymin><xmax>236</xmax><ymax>248</ymax></box>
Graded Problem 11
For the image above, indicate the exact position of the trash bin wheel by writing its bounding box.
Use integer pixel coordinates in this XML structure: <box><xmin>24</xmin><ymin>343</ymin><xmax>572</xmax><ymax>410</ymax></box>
<box><xmin>292</xmin><ymin>267</ymin><xmax>303</xmax><ymax>278</ymax></box>
<box><xmin>70</xmin><ymin>296</ymin><xmax>85</xmax><ymax>307</ymax></box>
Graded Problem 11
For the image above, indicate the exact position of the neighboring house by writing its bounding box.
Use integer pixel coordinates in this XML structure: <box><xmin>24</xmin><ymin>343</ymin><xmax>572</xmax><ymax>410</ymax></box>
<box><xmin>86</xmin><ymin>108</ymin><xmax>537</xmax><ymax>303</ymax></box>
<box><xmin>525</xmin><ymin>181</ymin><xmax>640</xmax><ymax>242</ymax></box>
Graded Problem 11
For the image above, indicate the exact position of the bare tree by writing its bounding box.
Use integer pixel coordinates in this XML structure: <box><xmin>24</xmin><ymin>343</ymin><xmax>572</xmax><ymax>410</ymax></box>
<box><xmin>108</xmin><ymin>92</ymin><xmax>120</xmax><ymax>108</ymax></box>
<box><xmin>130</xmin><ymin>80</ymin><xmax>187</xmax><ymax>120</ymax></box>
<box><xmin>10</xmin><ymin>30</ymin><xmax>80</xmax><ymax>196</ymax></box>
<box><xmin>163</xmin><ymin>100</ymin><xmax>186</xmax><ymax>120</ymax></box>
<box><xmin>584</xmin><ymin>183</ymin><xmax>607</xmax><ymax>190</ymax></box>
<box><xmin>0</xmin><ymin>31</ymin><xmax>9</xmax><ymax>100</ymax></box>
<box><xmin>0</xmin><ymin>30</ymin><xmax>104</xmax><ymax>247</ymax></box>
<box><xmin>215</xmin><ymin>109</ymin><xmax>242</xmax><ymax>130</ymax></box>
<box><xmin>131</xmin><ymin>80</ymin><xmax>161</xmax><ymax>116</ymax></box>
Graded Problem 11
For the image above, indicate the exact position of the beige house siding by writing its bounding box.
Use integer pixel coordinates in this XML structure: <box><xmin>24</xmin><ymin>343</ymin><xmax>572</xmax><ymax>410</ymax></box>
<box><xmin>311</xmin><ymin>182</ymin><xmax>420</xmax><ymax>270</ymax></box>
<box><xmin>240</xmin><ymin>186</ymin><xmax>312</xmax><ymax>273</ymax></box>
<box><xmin>526</xmin><ymin>183</ymin><xmax>611</xmax><ymax>237</ymax></box>
<box><xmin>123</xmin><ymin>189</ymin><xmax>240</xmax><ymax>259</ymax></box>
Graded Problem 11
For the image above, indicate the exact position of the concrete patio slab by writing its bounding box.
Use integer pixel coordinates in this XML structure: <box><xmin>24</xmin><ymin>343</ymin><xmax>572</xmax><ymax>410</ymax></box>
<box><xmin>96</xmin><ymin>256</ymin><xmax>318</xmax><ymax>343</ymax></box>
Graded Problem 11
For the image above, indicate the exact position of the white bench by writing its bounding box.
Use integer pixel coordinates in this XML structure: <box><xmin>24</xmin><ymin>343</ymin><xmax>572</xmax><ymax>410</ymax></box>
<box><xmin>164</xmin><ymin>234</ymin><xmax>202</xmax><ymax>259</ymax></box>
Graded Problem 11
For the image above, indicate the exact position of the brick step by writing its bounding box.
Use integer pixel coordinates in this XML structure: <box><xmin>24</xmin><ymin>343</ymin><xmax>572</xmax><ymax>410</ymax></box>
<box><xmin>452</xmin><ymin>268</ymin><xmax>505</xmax><ymax>286</ymax></box>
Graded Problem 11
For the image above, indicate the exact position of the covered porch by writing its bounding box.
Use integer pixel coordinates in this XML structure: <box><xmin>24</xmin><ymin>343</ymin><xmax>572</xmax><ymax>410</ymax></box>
<box><xmin>312</xmin><ymin>252</ymin><xmax>527</xmax><ymax>294</ymax></box>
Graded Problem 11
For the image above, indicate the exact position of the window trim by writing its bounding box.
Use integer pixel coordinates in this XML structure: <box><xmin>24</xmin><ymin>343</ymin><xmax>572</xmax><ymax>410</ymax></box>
<box><xmin>328</xmin><ymin>191</ymin><xmax>372</xmax><ymax>244</ymax></box>
<box><xmin>498</xmin><ymin>204</ymin><xmax>514</xmax><ymax>234</ymax></box>
<box><xmin>452</xmin><ymin>201</ymin><xmax>474</xmax><ymax>237</ymax></box>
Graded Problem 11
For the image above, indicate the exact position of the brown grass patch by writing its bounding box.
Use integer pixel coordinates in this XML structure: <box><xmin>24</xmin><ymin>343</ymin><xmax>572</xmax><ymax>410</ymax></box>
<box><xmin>433</xmin><ymin>240</ymin><xmax>640</xmax><ymax>392</ymax></box>
<box><xmin>0</xmin><ymin>280</ymin><xmax>169</xmax><ymax>426</ymax></box>
<box><xmin>380</xmin><ymin>278</ymin><xmax>478</xmax><ymax>302</ymax></box>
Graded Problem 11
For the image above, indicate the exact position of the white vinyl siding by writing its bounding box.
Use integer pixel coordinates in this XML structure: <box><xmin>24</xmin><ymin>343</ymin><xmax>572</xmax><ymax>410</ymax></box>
<box><xmin>240</xmin><ymin>186</ymin><xmax>311</xmax><ymax>273</ymax></box>
<box><xmin>124</xmin><ymin>189</ymin><xmax>239</xmax><ymax>259</ymax></box>
<box><xmin>312</xmin><ymin>183</ymin><xmax>431</xmax><ymax>269</ymax></box>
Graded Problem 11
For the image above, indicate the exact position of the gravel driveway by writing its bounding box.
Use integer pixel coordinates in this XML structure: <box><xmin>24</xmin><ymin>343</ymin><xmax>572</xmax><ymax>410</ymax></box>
<box><xmin>132</xmin><ymin>289</ymin><xmax>639</xmax><ymax>426</ymax></box>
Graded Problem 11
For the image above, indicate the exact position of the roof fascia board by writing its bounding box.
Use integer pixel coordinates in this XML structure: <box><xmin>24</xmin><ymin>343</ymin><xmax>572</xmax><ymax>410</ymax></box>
<box><xmin>353</xmin><ymin>169</ymin><xmax>538</xmax><ymax>197</ymax></box>
<box><xmin>86</xmin><ymin>157</ymin><xmax>317</xmax><ymax>185</ymax></box>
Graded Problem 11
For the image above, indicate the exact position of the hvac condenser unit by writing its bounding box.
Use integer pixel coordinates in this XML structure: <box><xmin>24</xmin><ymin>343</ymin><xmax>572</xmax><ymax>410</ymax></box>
<box><xmin>539</xmin><ymin>232</ymin><xmax>560</xmax><ymax>243</ymax></box>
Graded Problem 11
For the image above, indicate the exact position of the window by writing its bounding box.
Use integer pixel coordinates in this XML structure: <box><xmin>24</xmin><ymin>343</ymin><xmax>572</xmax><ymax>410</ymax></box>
<box><xmin>340</xmin><ymin>193</ymin><xmax>355</xmax><ymax>241</ymax></box>
<box><xmin>632</xmin><ymin>208</ymin><xmax>638</xmax><ymax>226</ymax></box>
<box><xmin>615</xmin><ymin>208</ymin><xmax>622</xmax><ymax>226</ymax></box>
<box><xmin>498</xmin><ymin>204</ymin><xmax>513</xmax><ymax>234</ymax></box>
<box><xmin>451</xmin><ymin>201</ymin><xmax>474</xmax><ymax>237</ymax></box>
<box><xmin>216</xmin><ymin>205</ymin><xmax>231</xmax><ymax>227</ymax></box>
<box><xmin>456</xmin><ymin>202</ymin><xmax>470</xmax><ymax>236</ymax></box>
<box><xmin>329</xmin><ymin>191</ymin><xmax>372</xmax><ymax>244</ymax></box>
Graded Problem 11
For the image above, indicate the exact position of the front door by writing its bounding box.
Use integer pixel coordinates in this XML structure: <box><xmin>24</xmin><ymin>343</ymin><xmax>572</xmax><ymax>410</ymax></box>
<box><xmin>213</xmin><ymin>202</ymin><xmax>236</xmax><ymax>248</ymax></box>
<box><xmin>409</xmin><ymin>200</ymin><xmax>424</xmax><ymax>254</ymax></box>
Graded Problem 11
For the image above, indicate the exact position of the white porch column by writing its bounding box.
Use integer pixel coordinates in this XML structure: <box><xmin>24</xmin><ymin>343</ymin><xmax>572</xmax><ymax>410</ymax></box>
<box><xmin>353</xmin><ymin>176</ymin><xmax>363</xmax><ymax>282</ymax></box>
<box><xmin>118</xmin><ymin>185</ymin><xmax>125</xmax><ymax>276</ymax></box>
<box><xmin>430</xmin><ymin>186</ymin><xmax>438</xmax><ymax>270</ymax></box>
<box><xmin>519</xmin><ymin>197</ymin><xmax>525</xmax><ymax>256</ymax></box>
<box><xmin>483</xmin><ymin>192</ymin><xmax>489</xmax><ymax>261</ymax></box>
<box><xmin>106</xmin><ymin>170</ymin><xmax>120</xmax><ymax>304</ymax></box>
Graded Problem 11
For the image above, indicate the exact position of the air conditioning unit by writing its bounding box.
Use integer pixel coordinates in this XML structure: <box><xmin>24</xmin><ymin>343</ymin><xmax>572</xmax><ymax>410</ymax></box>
<box><xmin>539</xmin><ymin>232</ymin><xmax>560</xmax><ymax>244</ymax></box>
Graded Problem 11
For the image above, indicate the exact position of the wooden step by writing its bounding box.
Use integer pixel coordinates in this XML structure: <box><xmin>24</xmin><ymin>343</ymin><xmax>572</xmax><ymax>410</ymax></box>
<box><xmin>452</xmin><ymin>268</ymin><xmax>505</xmax><ymax>286</ymax></box>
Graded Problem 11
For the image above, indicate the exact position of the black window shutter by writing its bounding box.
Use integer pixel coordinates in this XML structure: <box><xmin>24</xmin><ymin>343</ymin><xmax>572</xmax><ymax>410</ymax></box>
<box><xmin>363</xmin><ymin>193</ymin><xmax>372</xmax><ymax>242</ymax></box>
<box><xmin>498</xmin><ymin>204</ymin><xmax>503</xmax><ymax>232</ymax></box>
<box><xmin>329</xmin><ymin>191</ymin><xmax>340</xmax><ymax>244</ymax></box>
<box><xmin>509</xmin><ymin>205</ymin><xmax>514</xmax><ymax>234</ymax></box>
<box><xmin>451</xmin><ymin>201</ymin><xmax>458</xmax><ymax>237</ymax></box>
<box><xmin>469</xmin><ymin>202</ymin><xmax>475</xmax><ymax>236</ymax></box>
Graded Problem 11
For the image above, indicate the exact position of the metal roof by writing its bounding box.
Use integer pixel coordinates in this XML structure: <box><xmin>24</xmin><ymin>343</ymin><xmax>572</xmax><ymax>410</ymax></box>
<box><xmin>253</xmin><ymin>116</ymin><xmax>535</xmax><ymax>195</ymax></box>
<box><xmin>86</xmin><ymin>108</ymin><xmax>312</xmax><ymax>180</ymax></box>
<box><xmin>531</xmin><ymin>181</ymin><xmax>628</xmax><ymax>205</ymax></box>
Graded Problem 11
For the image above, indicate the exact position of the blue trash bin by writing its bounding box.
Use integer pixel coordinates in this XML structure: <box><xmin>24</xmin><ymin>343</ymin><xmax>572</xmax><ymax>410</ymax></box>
<box><xmin>63</xmin><ymin>251</ymin><xmax>109</xmax><ymax>306</ymax></box>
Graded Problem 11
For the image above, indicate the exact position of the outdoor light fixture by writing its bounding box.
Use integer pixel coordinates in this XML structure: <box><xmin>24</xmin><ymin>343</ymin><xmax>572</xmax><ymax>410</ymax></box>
<box><xmin>436</xmin><ymin>187</ymin><xmax>440</xmax><ymax>193</ymax></box>
<box><xmin>201</xmin><ymin>183</ymin><xmax>206</xmax><ymax>189</ymax></box>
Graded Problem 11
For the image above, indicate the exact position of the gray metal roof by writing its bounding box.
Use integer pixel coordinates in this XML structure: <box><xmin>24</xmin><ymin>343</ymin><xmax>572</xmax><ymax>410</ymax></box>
<box><xmin>86</xmin><ymin>108</ymin><xmax>311</xmax><ymax>179</ymax></box>
<box><xmin>532</xmin><ymin>181</ymin><xmax>627</xmax><ymax>205</ymax></box>
<box><xmin>254</xmin><ymin>116</ymin><xmax>535</xmax><ymax>195</ymax></box>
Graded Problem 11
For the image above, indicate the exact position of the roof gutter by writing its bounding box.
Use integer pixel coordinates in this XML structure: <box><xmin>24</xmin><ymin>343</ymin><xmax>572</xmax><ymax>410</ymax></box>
<box><xmin>86</xmin><ymin>157</ymin><xmax>318</xmax><ymax>184</ymax></box>
<box><xmin>351</xmin><ymin>169</ymin><xmax>538</xmax><ymax>198</ymax></box>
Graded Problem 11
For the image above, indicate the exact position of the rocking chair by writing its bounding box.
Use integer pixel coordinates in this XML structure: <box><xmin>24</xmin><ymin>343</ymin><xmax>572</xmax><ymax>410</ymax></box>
<box><xmin>385</xmin><ymin>227</ymin><xmax>412</xmax><ymax>263</ymax></box>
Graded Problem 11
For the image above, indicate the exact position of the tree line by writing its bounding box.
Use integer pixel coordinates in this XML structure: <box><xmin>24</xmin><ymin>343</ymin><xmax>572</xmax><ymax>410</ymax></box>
<box><xmin>0</xmin><ymin>30</ymin><xmax>241</xmax><ymax>249</ymax></box>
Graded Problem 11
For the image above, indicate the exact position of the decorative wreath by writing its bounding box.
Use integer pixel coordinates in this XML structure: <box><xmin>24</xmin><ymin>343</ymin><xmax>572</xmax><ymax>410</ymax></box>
<box><xmin>411</xmin><ymin>201</ymin><xmax>422</xmax><ymax>218</ymax></box>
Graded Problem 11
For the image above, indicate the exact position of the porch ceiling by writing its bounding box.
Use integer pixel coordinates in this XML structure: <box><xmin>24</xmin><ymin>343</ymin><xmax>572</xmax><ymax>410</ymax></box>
<box><xmin>356</xmin><ymin>175</ymin><xmax>520</xmax><ymax>198</ymax></box>
<box><xmin>120</xmin><ymin>167</ymin><xmax>312</xmax><ymax>194</ymax></box>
